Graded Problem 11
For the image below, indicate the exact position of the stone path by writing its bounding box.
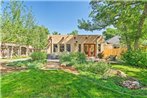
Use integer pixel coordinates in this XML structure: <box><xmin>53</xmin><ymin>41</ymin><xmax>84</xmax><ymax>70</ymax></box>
<box><xmin>0</xmin><ymin>58</ymin><xmax>31</xmax><ymax>63</ymax></box>
<box><xmin>42</xmin><ymin>60</ymin><xmax>79</xmax><ymax>75</ymax></box>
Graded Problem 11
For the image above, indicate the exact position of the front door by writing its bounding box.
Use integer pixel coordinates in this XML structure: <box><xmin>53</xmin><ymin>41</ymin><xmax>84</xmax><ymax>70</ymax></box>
<box><xmin>84</xmin><ymin>44</ymin><xmax>96</xmax><ymax>57</ymax></box>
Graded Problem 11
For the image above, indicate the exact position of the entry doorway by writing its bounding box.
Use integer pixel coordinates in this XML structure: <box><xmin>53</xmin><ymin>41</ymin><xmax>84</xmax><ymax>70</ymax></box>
<box><xmin>84</xmin><ymin>44</ymin><xmax>96</xmax><ymax>57</ymax></box>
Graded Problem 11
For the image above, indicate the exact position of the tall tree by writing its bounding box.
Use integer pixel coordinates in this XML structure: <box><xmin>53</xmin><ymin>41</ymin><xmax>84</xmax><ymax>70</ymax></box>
<box><xmin>78</xmin><ymin>1</ymin><xmax>147</xmax><ymax>50</ymax></box>
<box><xmin>52</xmin><ymin>31</ymin><xmax>60</xmax><ymax>35</ymax></box>
<box><xmin>102</xmin><ymin>28</ymin><xmax>118</xmax><ymax>40</ymax></box>
<box><xmin>1</xmin><ymin>1</ymin><xmax>26</xmax><ymax>43</ymax></box>
<box><xmin>68</xmin><ymin>30</ymin><xmax>78</xmax><ymax>35</ymax></box>
<box><xmin>1</xmin><ymin>0</ymin><xmax>50</xmax><ymax>51</ymax></box>
<box><xmin>32</xmin><ymin>26</ymin><xmax>49</xmax><ymax>50</ymax></box>
<box><xmin>24</xmin><ymin>7</ymin><xmax>36</xmax><ymax>46</ymax></box>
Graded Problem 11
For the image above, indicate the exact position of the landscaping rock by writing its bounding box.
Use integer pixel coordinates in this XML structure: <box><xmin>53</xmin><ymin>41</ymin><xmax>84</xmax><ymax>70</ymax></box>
<box><xmin>61</xmin><ymin>63</ymin><xmax>67</xmax><ymax>66</ymax></box>
<box><xmin>105</xmin><ymin>69</ymin><xmax>127</xmax><ymax>78</ymax></box>
<box><xmin>116</xmin><ymin>70</ymin><xmax>127</xmax><ymax>78</ymax></box>
<box><xmin>122</xmin><ymin>80</ymin><xmax>140</xmax><ymax>89</ymax></box>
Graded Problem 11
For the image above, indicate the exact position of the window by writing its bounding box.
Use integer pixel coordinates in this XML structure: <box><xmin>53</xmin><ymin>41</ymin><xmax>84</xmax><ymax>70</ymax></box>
<box><xmin>60</xmin><ymin>44</ymin><xmax>64</xmax><ymax>52</ymax></box>
<box><xmin>78</xmin><ymin>44</ymin><xmax>81</xmax><ymax>52</ymax></box>
<box><xmin>66</xmin><ymin>44</ymin><xmax>71</xmax><ymax>52</ymax></box>
<box><xmin>98</xmin><ymin>44</ymin><xmax>101</xmax><ymax>52</ymax></box>
<box><xmin>53</xmin><ymin>44</ymin><xmax>58</xmax><ymax>52</ymax></box>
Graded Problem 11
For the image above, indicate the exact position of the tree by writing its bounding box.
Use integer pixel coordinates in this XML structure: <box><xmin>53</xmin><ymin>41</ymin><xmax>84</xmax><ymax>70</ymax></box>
<box><xmin>102</xmin><ymin>28</ymin><xmax>118</xmax><ymax>40</ymax></box>
<box><xmin>24</xmin><ymin>7</ymin><xmax>36</xmax><ymax>46</ymax></box>
<box><xmin>32</xmin><ymin>26</ymin><xmax>49</xmax><ymax>50</ymax></box>
<box><xmin>1</xmin><ymin>1</ymin><xmax>49</xmax><ymax>52</ymax></box>
<box><xmin>78</xmin><ymin>1</ymin><xmax>147</xmax><ymax>50</ymax></box>
<box><xmin>68</xmin><ymin>30</ymin><xmax>78</xmax><ymax>35</ymax></box>
<box><xmin>52</xmin><ymin>31</ymin><xmax>60</xmax><ymax>35</ymax></box>
<box><xmin>1</xmin><ymin>1</ymin><xmax>26</xmax><ymax>43</ymax></box>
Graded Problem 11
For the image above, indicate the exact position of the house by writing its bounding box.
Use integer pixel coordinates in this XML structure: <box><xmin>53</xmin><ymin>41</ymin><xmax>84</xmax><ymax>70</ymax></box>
<box><xmin>47</xmin><ymin>35</ymin><xmax>105</xmax><ymax>57</ymax></box>
<box><xmin>106</xmin><ymin>35</ymin><xmax>121</xmax><ymax>49</ymax></box>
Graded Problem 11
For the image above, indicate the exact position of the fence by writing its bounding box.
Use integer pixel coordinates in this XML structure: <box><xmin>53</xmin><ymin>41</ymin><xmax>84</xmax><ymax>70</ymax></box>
<box><xmin>103</xmin><ymin>48</ymin><xmax>126</xmax><ymax>58</ymax></box>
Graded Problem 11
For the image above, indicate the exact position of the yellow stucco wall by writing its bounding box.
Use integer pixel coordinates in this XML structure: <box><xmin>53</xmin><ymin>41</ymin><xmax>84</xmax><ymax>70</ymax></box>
<box><xmin>47</xmin><ymin>35</ymin><xmax>105</xmax><ymax>56</ymax></box>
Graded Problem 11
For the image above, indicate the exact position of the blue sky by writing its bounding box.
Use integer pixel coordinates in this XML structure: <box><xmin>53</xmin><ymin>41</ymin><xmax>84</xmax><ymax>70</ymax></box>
<box><xmin>2</xmin><ymin>1</ymin><xmax>104</xmax><ymax>35</ymax></box>
<box><xmin>25</xmin><ymin>1</ymin><xmax>104</xmax><ymax>35</ymax></box>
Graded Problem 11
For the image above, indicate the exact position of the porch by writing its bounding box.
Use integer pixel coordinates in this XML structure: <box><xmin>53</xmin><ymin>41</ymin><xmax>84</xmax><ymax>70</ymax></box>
<box><xmin>0</xmin><ymin>43</ymin><xmax>34</xmax><ymax>59</ymax></box>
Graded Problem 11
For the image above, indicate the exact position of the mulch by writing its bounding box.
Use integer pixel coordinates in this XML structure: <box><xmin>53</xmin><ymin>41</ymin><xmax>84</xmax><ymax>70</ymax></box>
<box><xmin>1</xmin><ymin>62</ymin><xmax>79</xmax><ymax>75</ymax></box>
<box><xmin>59</xmin><ymin>65</ymin><xmax>79</xmax><ymax>75</ymax></box>
<box><xmin>0</xmin><ymin>63</ymin><xmax>26</xmax><ymax>74</ymax></box>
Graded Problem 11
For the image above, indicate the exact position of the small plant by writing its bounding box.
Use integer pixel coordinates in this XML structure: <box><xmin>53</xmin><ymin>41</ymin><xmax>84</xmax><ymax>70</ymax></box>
<box><xmin>7</xmin><ymin>59</ymin><xmax>45</xmax><ymax>69</ymax></box>
<box><xmin>75</xmin><ymin>62</ymin><xmax>111</xmax><ymax>75</ymax></box>
<box><xmin>59</xmin><ymin>52</ymin><xmax>86</xmax><ymax>66</ymax></box>
<box><xmin>31</xmin><ymin>52</ymin><xmax>47</xmax><ymax>61</ymax></box>
<box><xmin>97</xmin><ymin>52</ymin><xmax>104</xmax><ymax>59</ymax></box>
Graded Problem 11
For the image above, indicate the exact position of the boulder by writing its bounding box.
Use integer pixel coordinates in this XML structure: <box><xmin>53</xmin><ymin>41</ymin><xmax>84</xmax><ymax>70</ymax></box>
<box><xmin>105</xmin><ymin>69</ymin><xmax>127</xmax><ymax>78</ymax></box>
<box><xmin>116</xmin><ymin>70</ymin><xmax>127</xmax><ymax>78</ymax></box>
<box><xmin>122</xmin><ymin>80</ymin><xmax>140</xmax><ymax>89</ymax></box>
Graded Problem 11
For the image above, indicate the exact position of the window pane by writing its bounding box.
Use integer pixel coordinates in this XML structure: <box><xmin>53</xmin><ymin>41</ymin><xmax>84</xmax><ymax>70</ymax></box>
<box><xmin>60</xmin><ymin>44</ymin><xmax>64</xmax><ymax>52</ymax></box>
<box><xmin>66</xmin><ymin>44</ymin><xmax>71</xmax><ymax>52</ymax></box>
<box><xmin>78</xmin><ymin>44</ymin><xmax>81</xmax><ymax>52</ymax></box>
<box><xmin>53</xmin><ymin>44</ymin><xmax>58</xmax><ymax>52</ymax></box>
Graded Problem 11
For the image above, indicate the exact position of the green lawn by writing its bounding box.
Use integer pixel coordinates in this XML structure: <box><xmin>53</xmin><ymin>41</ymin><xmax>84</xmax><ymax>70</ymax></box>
<box><xmin>112</xmin><ymin>65</ymin><xmax>147</xmax><ymax>86</ymax></box>
<box><xmin>1</xmin><ymin>65</ymin><xmax>147</xmax><ymax>98</ymax></box>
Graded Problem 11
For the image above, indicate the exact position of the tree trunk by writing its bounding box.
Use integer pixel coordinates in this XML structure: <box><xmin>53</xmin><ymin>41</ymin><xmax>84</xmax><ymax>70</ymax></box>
<box><xmin>123</xmin><ymin>26</ymin><xmax>132</xmax><ymax>51</ymax></box>
<box><xmin>134</xmin><ymin>3</ymin><xmax>147</xmax><ymax>49</ymax></box>
<box><xmin>125</xmin><ymin>36</ymin><xmax>132</xmax><ymax>51</ymax></box>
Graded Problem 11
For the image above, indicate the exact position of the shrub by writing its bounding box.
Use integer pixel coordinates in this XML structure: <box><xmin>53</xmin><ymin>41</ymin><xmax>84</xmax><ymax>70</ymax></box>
<box><xmin>7</xmin><ymin>60</ymin><xmax>31</xmax><ymax>67</ymax></box>
<box><xmin>75</xmin><ymin>62</ymin><xmax>111</xmax><ymax>75</ymax></box>
<box><xmin>97</xmin><ymin>52</ymin><xmax>104</xmax><ymax>59</ymax></box>
<box><xmin>122</xmin><ymin>50</ymin><xmax>147</xmax><ymax>68</ymax></box>
<box><xmin>59</xmin><ymin>52</ymin><xmax>86</xmax><ymax>66</ymax></box>
<box><xmin>7</xmin><ymin>60</ymin><xmax>45</xmax><ymax>69</ymax></box>
<box><xmin>27</xmin><ymin>61</ymin><xmax>44</xmax><ymax>69</ymax></box>
<box><xmin>31</xmin><ymin>52</ymin><xmax>47</xmax><ymax>61</ymax></box>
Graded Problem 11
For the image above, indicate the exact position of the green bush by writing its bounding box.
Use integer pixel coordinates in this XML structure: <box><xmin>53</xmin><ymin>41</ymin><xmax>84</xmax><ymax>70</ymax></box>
<box><xmin>75</xmin><ymin>62</ymin><xmax>111</xmax><ymax>75</ymax></box>
<box><xmin>7</xmin><ymin>60</ymin><xmax>31</xmax><ymax>67</ymax></box>
<box><xmin>27</xmin><ymin>61</ymin><xmax>44</xmax><ymax>69</ymax></box>
<box><xmin>59</xmin><ymin>52</ymin><xmax>86</xmax><ymax>66</ymax></box>
<box><xmin>31</xmin><ymin>52</ymin><xmax>47</xmax><ymax>61</ymax></box>
<box><xmin>122</xmin><ymin>50</ymin><xmax>147</xmax><ymax>68</ymax></box>
<box><xmin>7</xmin><ymin>60</ymin><xmax>45</xmax><ymax>69</ymax></box>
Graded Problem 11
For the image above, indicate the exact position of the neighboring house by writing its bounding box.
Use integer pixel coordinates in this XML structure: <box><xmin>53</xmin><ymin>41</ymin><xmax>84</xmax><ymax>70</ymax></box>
<box><xmin>47</xmin><ymin>35</ymin><xmax>105</xmax><ymax>57</ymax></box>
<box><xmin>106</xmin><ymin>35</ymin><xmax>121</xmax><ymax>49</ymax></box>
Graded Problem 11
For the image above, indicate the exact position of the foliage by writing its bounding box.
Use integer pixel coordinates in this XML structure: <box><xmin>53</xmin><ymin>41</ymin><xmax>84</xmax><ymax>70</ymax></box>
<box><xmin>7</xmin><ymin>60</ymin><xmax>45</xmax><ymax>69</ymax></box>
<box><xmin>78</xmin><ymin>1</ymin><xmax>147</xmax><ymax>50</ymax></box>
<box><xmin>31</xmin><ymin>52</ymin><xmax>47</xmax><ymax>61</ymax></box>
<box><xmin>103</xmin><ymin>28</ymin><xmax>118</xmax><ymax>40</ymax></box>
<box><xmin>112</xmin><ymin>64</ymin><xmax>147</xmax><ymax>86</ymax></box>
<box><xmin>75</xmin><ymin>62</ymin><xmax>111</xmax><ymax>75</ymax></box>
<box><xmin>52</xmin><ymin>31</ymin><xmax>60</xmax><ymax>35</ymax></box>
<box><xmin>122</xmin><ymin>50</ymin><xmax>147</xmax><ymax>68</ymax></box>
<box><xmin>31</xmin><ymin>26</ymin><xmax>49</xmax><ymax>49</ymax></box>
<box><xmin>1</xmin><ymin>1</ymin><xmax>49</xmax><ymax>50</ymax></box>
<box><xmin>97</xmin><ymin>52</ymin><xmax>104</xmax><ymax>59</ymax></box>
<box><xmin>68</xmin><ymin>30</ymin><xmax>78</xmax><ymax>35</ymax></box>
<box><xmin>59</xmin><ymin>52</ymin><xmax>86</xmax><ymax>66</ymax></box>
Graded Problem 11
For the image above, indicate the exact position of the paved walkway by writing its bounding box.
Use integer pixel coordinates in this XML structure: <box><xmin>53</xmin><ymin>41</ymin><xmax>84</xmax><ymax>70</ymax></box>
<box><xmin>0</xmin><ymin>57</ymin><xmax>31</xmax><ymax>63</ymax></box>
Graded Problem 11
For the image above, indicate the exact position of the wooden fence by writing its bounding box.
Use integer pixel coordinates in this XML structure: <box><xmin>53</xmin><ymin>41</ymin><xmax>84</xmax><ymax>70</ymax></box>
<box><xmin>103</xmin><ymin>48</ymin><xmax>126</xmax><ymax>58</ymax></box>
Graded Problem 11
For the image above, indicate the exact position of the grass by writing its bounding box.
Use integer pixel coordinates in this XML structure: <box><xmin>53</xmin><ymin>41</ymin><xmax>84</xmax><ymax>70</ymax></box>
<box><xmin>1</xmin><ymin>65</ymin><xmax>147</xmax><ymax>98</ymax></box>
<box><xmin>112</xmin><ymin>64</ymin><xmax>147</xmax><ymax>86</ymax></box>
